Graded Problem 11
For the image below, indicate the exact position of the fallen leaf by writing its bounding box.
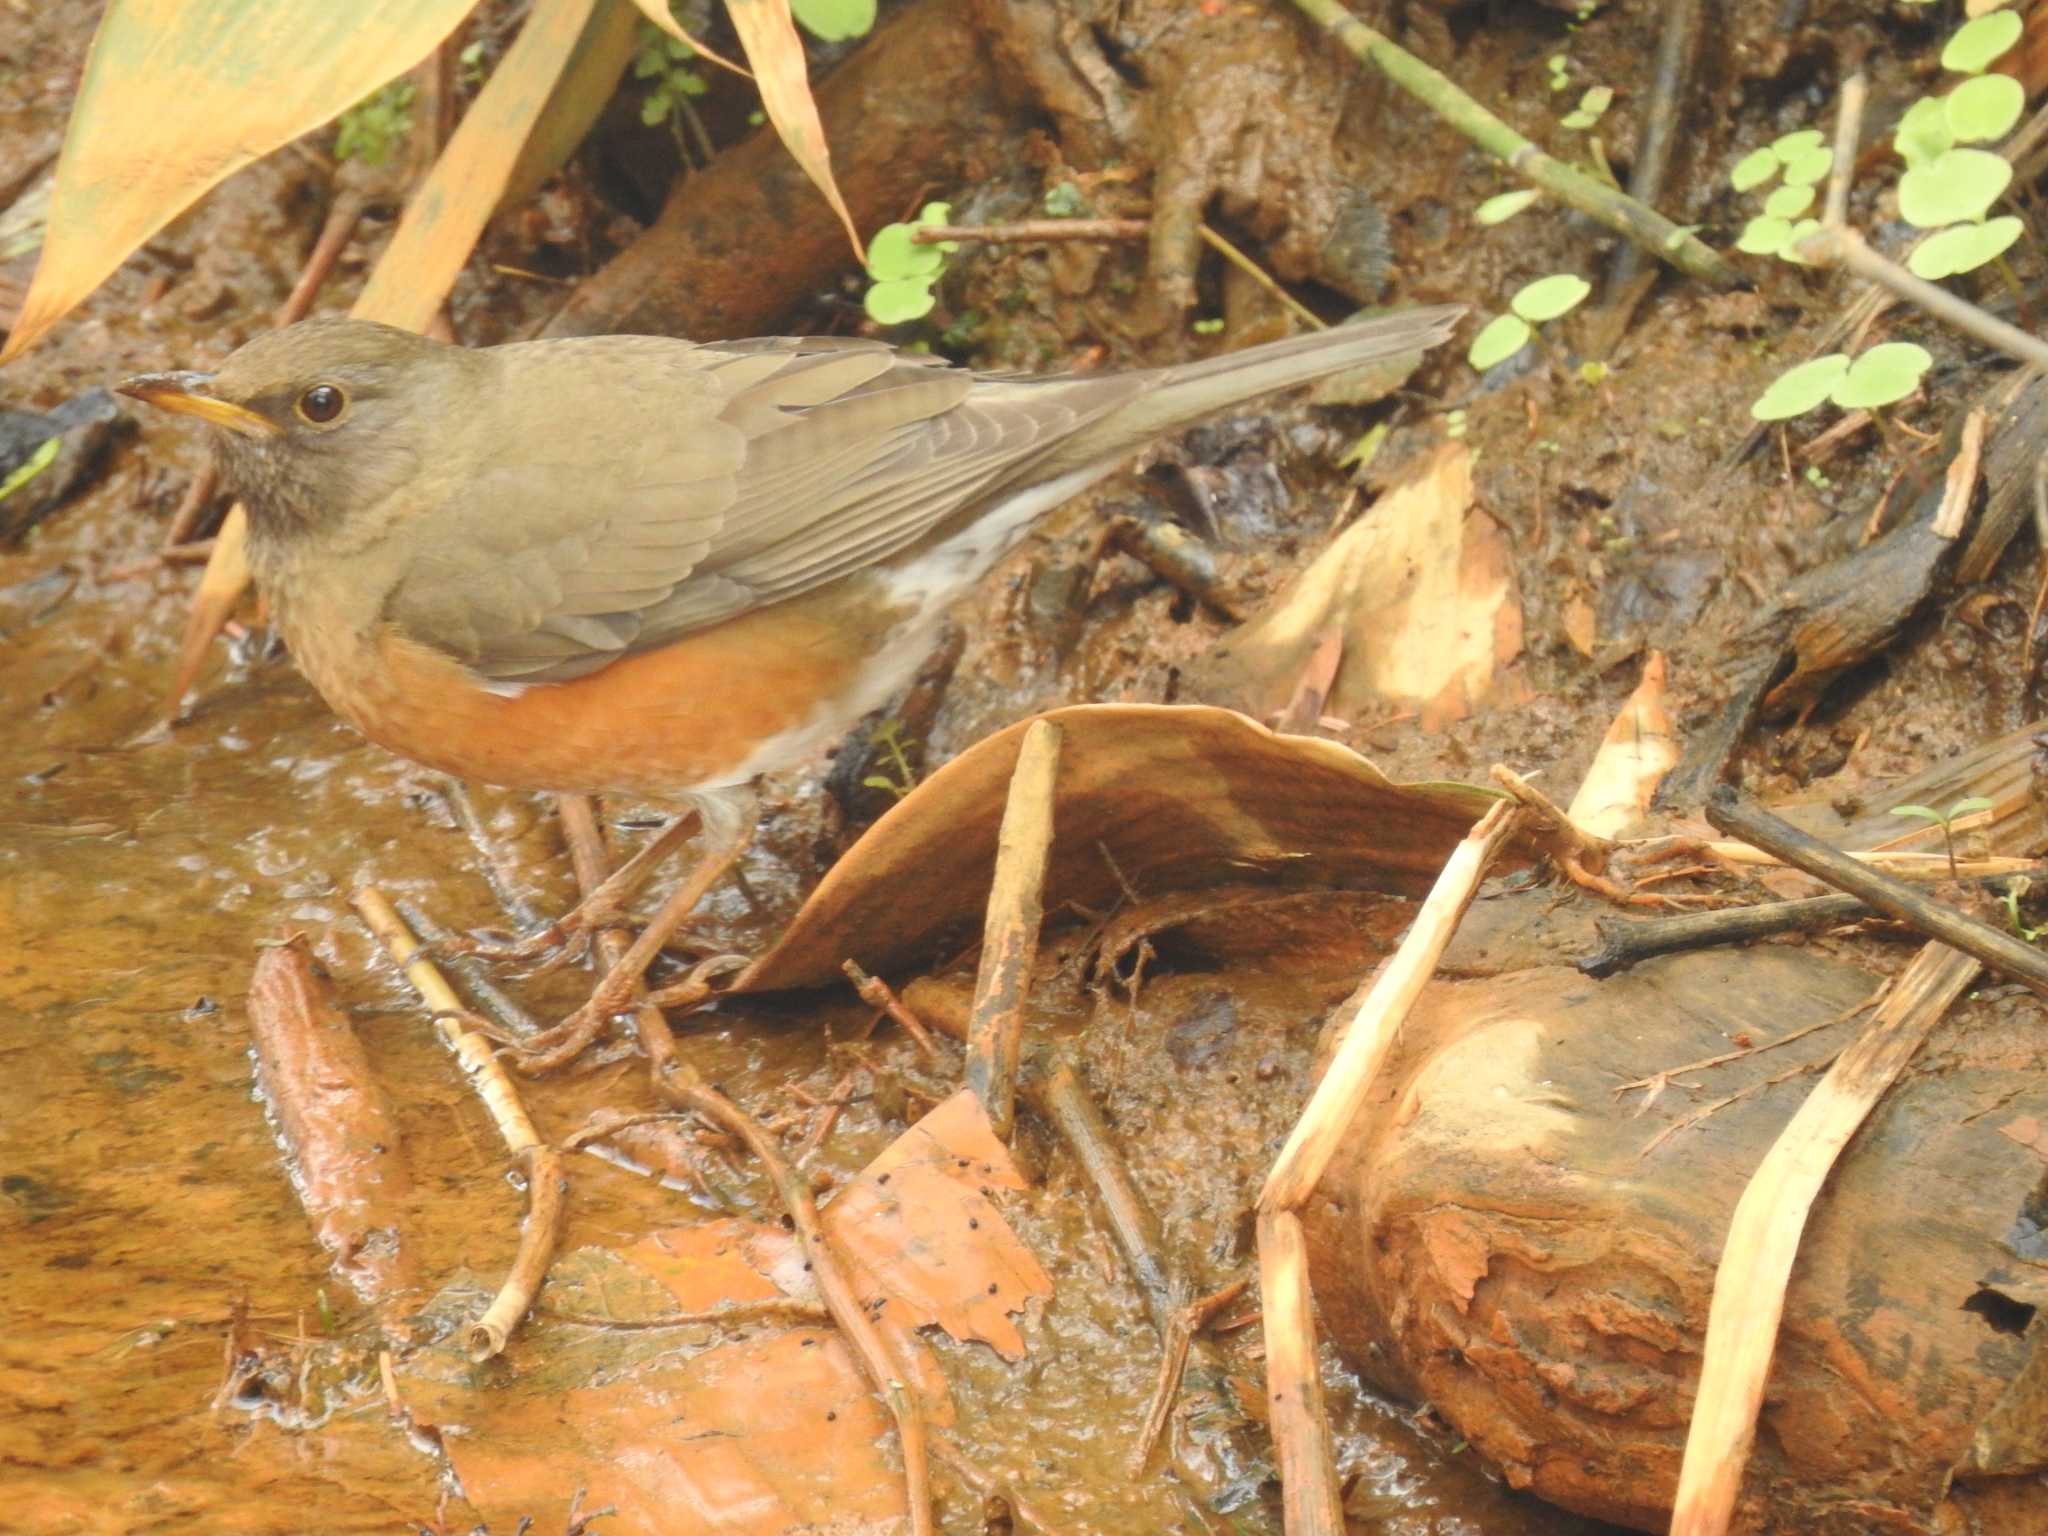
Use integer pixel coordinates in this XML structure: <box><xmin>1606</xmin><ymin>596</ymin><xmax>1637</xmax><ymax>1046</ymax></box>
<box><xmin>1567</xmin><ymin>651</ymin><xmax>1680</xmax><ymax>840</ymax></box>
<box><xmin>824</xmin><ymin>1089</ymin><xmax>1052</xmax><ymax>1360</ymax></box>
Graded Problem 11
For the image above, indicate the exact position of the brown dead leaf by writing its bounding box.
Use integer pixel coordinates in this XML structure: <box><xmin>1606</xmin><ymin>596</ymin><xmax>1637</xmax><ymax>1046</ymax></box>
<box><xmin>2</xmin><ymin>0</ymin><xmax>473</xmax><ymax>362</ymax></box>
<box><xmin>735</xmin><ymin>704</ymin><xmax>1536</xmax><ymax>991</ymax></box>
<box><xmin>448</xmin><ymin>1326</ymin><xmax>910</xmax><ymax>1536</ymax></box>
<box><xmin>1562</xmin><ymin>591</ymin><xmax>1598</xmax><ymax>660</ymax></box>
<box><xmin>2000</xmin><ymin>1115</ymin><xmax>2048</xmax><ymax>1159</ymax></box>
<box><xmin>1195</xmin><ymin>441</ymin><xmax>1523</xmax><ymax>729</ymax></box>
<box><xmin>1566</xmin><ymin>651</ymin><xmax>1680</xmax><ymax>840</ymax></box>
<box><xmin>823</xmin><ymin>1089</ymin><xmax>1052</xmax><ymax>1360</ymax></box>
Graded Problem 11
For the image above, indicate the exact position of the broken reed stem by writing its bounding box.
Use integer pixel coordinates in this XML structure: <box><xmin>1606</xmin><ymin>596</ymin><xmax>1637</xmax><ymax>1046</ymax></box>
<box><xmin>1257</xmin><ymin>1209</ymin><xmax>1344</xmax><ymax>1536</ymax></box>
<box><xmin>1822</xmin><ymin>70</ymin><xmax>1865</xmax><ymax>234</ymax></box>
<box><xmin>1792</xmin><ymin>225</ymin><xmax>2048</xmax><ymax>373</ymax></box>
<box><xmin>557</xmin><ymin>799</ymin><xmax>934</xmax><ymax>1536</ymax></box>
<box><xmin>1129</xmin><ymin>1277</ymin><xmax>1251</xmax><ymax>1477</ymax></box>
<box><xmin>1668</xmin><ymin>942</ymin><xmax>1979</xmax><ymax>1536</ymax></box>
<box><xmin>1698</xmin><ymin>842</ymin><xmax>2036</xmax><ymax>880</ymax></box>
<box><xmin>1706</xmin><ymin>788</ymin><xmax>2048</xmax><ymax>1001</ymax></box>
<box><xmin>351</xmin><ymin>887</ymin><xmax>563</xmax><ymax>1361</ymax></box>
<box><xmin>965</xmin><ymin>718</ymin><xmax>1063</xmax><ymax>1142</ymax></box>
<box><xmin>1288</xmin><ymin>0</ymin><xmax>1737</xmax><ymax>288</ymax></box>
<box><xmin>1261</xmin><ymin>799</ymin><xmax>1523</xmax><ymax>1212</ymax></box>
<box><xmin>1197</xmin><ymin>223</ymin><xmax>1325</xmax><ymax>332</ymax></box>
<box><xmin>843</xmin><ymin>960</ymin><xmax>943</xmax><ymax>1062</ymax></box>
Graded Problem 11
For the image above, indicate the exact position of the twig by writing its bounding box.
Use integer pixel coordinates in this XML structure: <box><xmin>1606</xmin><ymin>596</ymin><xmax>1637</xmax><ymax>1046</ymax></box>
<box><xmin>539</xmin><ymin>1296</ymin><xmax>830</xmax><ymax>1330</ymax></box>
<box><xmin>1608</xmin><ymin>0</ymin><xmax>1706</xmax><ymax>292</ymax></box>
<box><xmin>793</xmin><ymin>1069</ymin><xmax>860</xmax><ymax>1165</ymax></box>
<box><xmin>1793</xmin><ymin>226</ymin><xmax>2048</xmax><ymax>372</ymax></box>
<box><xmin>1130</xmin><ymin>1278</ymin><xmax>1251</xmax><ymax>1476</ymax></box>
<box><xmin>1668</xmin><ymin>942</ymin><xmax>1979</xmax><ymax>1535</ymax></box>
<box><xmin>1705</xmin><ymin>788</ymin><xmax>2048</xmax><ymax>1001</ymax></box>
<box><xmin>1289</xmin><ymin>0</ymin><xmax>1738</xmax><ymax>287</ymax></box>
<box><xmin>1257</xmin><ymin>1209</ymin><xmax>1343</xmax><ymax>1536</ymax></box>
<box><xmin>351</xmin><ymin>888</ymin><xmax>564</xmax><ymax>1361</ymax></box>
<box><xmin>930</xmin><ymin>1435</ymin><xmax>1067</xmax><ymax>1536</ymax></box>
<box><xmin>1822</xmin><ymin>69</ymin><xmax>1866</xmax><ymax>234</ymax></box>
<box><xmin>1261</xmin><ymin>799</ymin><xmax>1523</xmax><ymax>1212</ymax></box>
<box><xmin>396</xmin><ymin>900</ymin><xmax>545</xmax><ymax>1039</ymax></box>
<box><xmin>912</xmin><ymin>219</ymin><xmax>1149</xmax><ymax>245</ymax></box>
<box><xmin>1576</xmin><ymin>893</ymin><xmax>1883</xmax><ymax>976</ymax></box>
<box><xmin>1102</xmin><ymin>516</ymin><xmax>1244</xmax><ymax>622</ymax></box>
<box><xmin>1638</xmin><ymin>1047</ymin><xmax>1841</xmax><ymax>1159</ymax></box>
<box><xmin>965</xmin><ymin>719</ymin><xmax>1063</xmax><ymax>1142</ymax></box>
<box><xmin>1615</xmin><ymin>987</ymin><xmax>1885</xmax><ymax>1099</ymax></box>
<box><xmin>1198</xmin><ymin>223</ymin><xmax>1325</xmax><ymax>333</ymax></box>
<box><xmin>558</xmin><ymin>805</ymin><xmax>933</xmax><ymax>1536</ymax></box>
<box><xmin>843</xmin><ymin>960</ymin><xmax>943</xmax><ymax>1062</ymax></box>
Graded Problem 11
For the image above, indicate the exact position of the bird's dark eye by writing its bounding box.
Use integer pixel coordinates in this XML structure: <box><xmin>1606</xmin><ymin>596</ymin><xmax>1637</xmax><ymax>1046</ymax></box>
<box><xmin>296</xmin><ymin>384</ymin><xmax>347</xmax><ymax>424</ymax></box>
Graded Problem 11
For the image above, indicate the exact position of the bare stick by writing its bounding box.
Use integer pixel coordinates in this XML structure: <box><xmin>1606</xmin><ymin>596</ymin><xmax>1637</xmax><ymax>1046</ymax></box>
<box><xmin>1198</xmin><ymin>223</ymin><xmax>1324</xmax><ymax>333</ymax></box>
<box><xmin>1260</xmin><ymin>799</ymin><xmax>1522</xmax><ymax>1212</ymax></box>
<box><xmin>558</xmin><ymin>806</ymin><xmax>933</xmax><ymax>1536</ymax></box>
<box><xmin>1793</xmin><ymin>225</ymin><xmax>2048</xmax><ymax>372</ymax></box>
<box><xmin>843</xmin><ymin>960</ymin><xmax>943</xmax><ymax>1062</ymax></box>
<box><xmin>1706</xmin><ymin>788</ymin><xmax>2048</xmax><ymax>1001</ymax></box>
<box><xmin>1668</xmin><ymin>942</ymin><xmax>1979</xmax><ymax>1535</ymax></box>
<box><xmin>1288</xmin><ymin>0</ymin><xmax>1738</xmax><ymax>287</ymax></box>
<box><xmin>1822</xmin><ymin>69</ymin><xmax>1866</xmax><ymax>234</ymax></box>
<box><xmin>1257</xmin><ymin>1209</ymin><xmax>1343</xmax><ymax>1536</ymax></box>
<box><xmin>1130</xmin><ymin>1277</ymin><xmax>1250</xmax><ymax>1476</ymax></box>
<box><xmin>965</xmin><ymin>719</ymin><xmax>1063</xmax><ymax>1141</ymax></box>
<box><xmin>352</xmin><ymin>887</ymin><xmax>563</xmax><ymax>1361</ymax></box>
<box><xmin>1576</xmin><ymin>893</ymin><xmax>1881</xmax><ymax>977</ymax></box>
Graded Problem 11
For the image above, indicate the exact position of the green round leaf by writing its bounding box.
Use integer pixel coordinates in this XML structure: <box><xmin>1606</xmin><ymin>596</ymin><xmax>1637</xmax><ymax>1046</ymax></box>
<box><xmin>917</xmin><ymin>200</ymin><xmax>959</xmax><ymax>253</ymax></box>
<box><xmin>1763</xmin><ymin>183</ymin><xmax>1815</xmax><ymax>219</ymax></box>
<box><xmin>865</xmin><ymin>221</ymin><xmax>944</xmax><ymax>282</ymax></box>
<box><xmin>1898</xmin><ymin>146</ymin><xmax>2012</xmax><ymax>227</ymax></box>
<box><xmin>1750</xmin><ymin>353</ymin><xmax>1850</xmax><ymax>421</ymax></box>
<box><xmin>1943</xmin><ymin>10</ymin><xmax>2023</xmax><ymax>74</ymax></box>
<box><xmin>1771</xmin><ymin>129</ymin><xmax>1825</xmax><ymax>157</ymax></box>
<box><xmin>1736</xmin><ymin>215</ymin><xmax>1793</xmax><ymax>256</ymax></box>
<box><xmin>1895</xmin><ymin>95</ymin><xmax>1957</xmax><ymax>169</ymax></box>
<box><xmin>1475</xmin><ymin>189</ymin><xmax>1541</xmax><ymax>225</ymax></box>
<box><xmin>1779</xmin><ymin>144</ymin><xmax>1835</xmax><ymax>187</ymax></box>
<box><xmin>1829</xmin><ymin>342</ymin><xmax>1933</xmax><ymax>410</ymax></box>
<box><xmin>1946</xmin><ymin>72</ymin><xmax>2025</xmax><ymax>142</ymax></box>
<box><xmin>1777</xmin><ymin>218</ymin><xmax>1824</xmax><ymax>266</ymax></box>
<box><xmin>864</xmin><ymin>278</ymin><xmax>936</xmax><ymax>325</ymax></box>
<box><xmin>1730</xmin><ymin>146</ymin><xmax>1780</xmax><ymax>191</ymax></box>
<box><xmin>1510</xmin><ymin>273</ymin><xmax>1591</xmax><ymax>323</ymax></box>
<box><xmin>791</xmin><ymin>0</ymin><xmax>877</xmax><ymax>43</ymax></box>
<box><xmin>1907</xmin><ymin>215</ymin><xmax>2024</xmax><ymax>279</ymax></box>
<box><xmin>1467</xmin><ymin>313</ymin><xmax>1533</xmax><ymax>370</ymax></box>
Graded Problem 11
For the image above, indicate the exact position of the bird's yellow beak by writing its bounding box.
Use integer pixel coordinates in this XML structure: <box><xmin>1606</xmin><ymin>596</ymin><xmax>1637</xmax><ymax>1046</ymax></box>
<box><xmin>116</xmin><ymin>371</ymin><xmax>284</xmax><ymax>439</ymax></box>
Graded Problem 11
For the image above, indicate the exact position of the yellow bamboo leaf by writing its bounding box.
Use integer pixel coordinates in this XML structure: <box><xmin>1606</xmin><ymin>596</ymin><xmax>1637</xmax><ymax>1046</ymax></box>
<box><xmin>354</xmin><ymin>0</ymin><xmax>600</xmax><ymax>328</ymax></box>
<box><xmin>1</xmin><ymin>0</ymin><xmax>475</xmax><ymax>363</ymax></box>
<box><xmin>722</xmin><ymin>0</ymin><xmax>865</xmax><ymax>264</ymax></box>
<box><xmin>624</xmin><ymin>0</ymin><xmax>751</xmax><ymax>76</ymax></box>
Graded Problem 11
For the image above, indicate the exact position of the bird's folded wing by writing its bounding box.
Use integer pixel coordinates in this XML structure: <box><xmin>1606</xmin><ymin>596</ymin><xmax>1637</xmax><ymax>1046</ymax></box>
<box><xmin>384</xmin><ymin>334</ymin><xmax>1141</xmax><ymax>684</ymax></box>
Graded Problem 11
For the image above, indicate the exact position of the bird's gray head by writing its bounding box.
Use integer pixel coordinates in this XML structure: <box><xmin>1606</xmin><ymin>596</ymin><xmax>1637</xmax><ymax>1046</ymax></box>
<box><xmin>118</xmin><ymin>317</ymin><xmax>476</xmax><ymax>546</ymax></box>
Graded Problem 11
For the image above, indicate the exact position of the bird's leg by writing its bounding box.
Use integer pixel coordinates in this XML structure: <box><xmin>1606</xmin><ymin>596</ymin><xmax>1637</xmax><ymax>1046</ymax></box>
<box><xmin>517</xmin><ymin>786</ymin><xmax>758</xmax><ymax>1067</ymax></box>
<box><xmin>439</xmin><ymin>804</ymin><xmax>704</xmax><ymax>970</ymax></box>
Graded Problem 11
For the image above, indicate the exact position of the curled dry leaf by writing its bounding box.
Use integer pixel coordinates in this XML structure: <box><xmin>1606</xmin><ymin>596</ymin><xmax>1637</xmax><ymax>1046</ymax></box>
<box><xmin>1566</xmin><ymin>652</ymin><xmax>1680</xmax><ymax>841</ymax></box>
<box><xmin>2</xmin><ymin>0</ymin><xmax>475</xmax><ymax>363</ymax></box>
<box><xmin>737</xmin><ymin>703</ymin><xmax>1535</xmax><ymax>992</ymax></box>
<box><xmin>1194</xmin><ymin>441</ymin><xmax>1524</xmax><ymax>730</ymax></box>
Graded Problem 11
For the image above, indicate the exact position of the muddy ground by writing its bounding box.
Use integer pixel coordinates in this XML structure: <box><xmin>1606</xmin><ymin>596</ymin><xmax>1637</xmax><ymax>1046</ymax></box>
<box><xmin>4</xmin><ymin>0</ymin><xmax>2044</xmax><ymax>1532</ymax></box>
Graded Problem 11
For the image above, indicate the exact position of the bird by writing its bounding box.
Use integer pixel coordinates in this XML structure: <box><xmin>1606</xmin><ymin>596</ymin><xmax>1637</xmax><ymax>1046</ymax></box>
<box><xmin>120</xmin><ymin>307</ymin><xmax>1462</xmax><ymax>1037</ymax></box>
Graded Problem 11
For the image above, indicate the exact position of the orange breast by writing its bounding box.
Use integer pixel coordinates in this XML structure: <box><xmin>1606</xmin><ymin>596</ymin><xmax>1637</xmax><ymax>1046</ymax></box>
<box><xmin>286</xmin><ymin>578</ymin><xmax>917</xmax><ymax>800</ymax></box>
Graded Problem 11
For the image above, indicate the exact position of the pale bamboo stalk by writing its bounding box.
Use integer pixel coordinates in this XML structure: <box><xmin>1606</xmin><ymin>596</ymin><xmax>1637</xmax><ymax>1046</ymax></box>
<box><xmin>352</xmin><ymin>887</ymin><xmax>563</xmax><ymax>1361</ymax></box>
<box><xmin>1668</xmin><ymin>942</ymin><xmax>1980</xmax><ymax>1534</ymax></box>
<box><xmin>965</xmin><ymin>719</ymin><xmax>1064</xmax><ymax>1141</ymax></box>
<box><xmin>1260</xmin><ymin>799</ymin><xmax>1522</xmax><ymax>1212</ymax></box>
<box><xmin>1257</xmin><ymin>1209</ymin><xmax>1343</xmax><ymax>1536</ymax></box>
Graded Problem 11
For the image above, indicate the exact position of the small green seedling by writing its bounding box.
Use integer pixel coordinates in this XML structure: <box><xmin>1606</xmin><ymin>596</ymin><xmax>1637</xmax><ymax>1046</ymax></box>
<box><xmin>1475</xmin><ymin>190</ymin><xmax>1541</xmax><ymax>227</ymax></box>
<box><xmin>335</xmin><ymin>79</ymin><xmax>415</xmax><ymax>167</ymax></box>
<box><xmin>1191</xmin><ymin>317</ymin><xmax>1225</xmax><ymax>335</ymax></box>
<box><xmin>1547</xmin><ymin>54</ymin><xmax>1571</xmax><ymax>93</ymax></box>
<box><xmin>1729</xmin><ymin>129</ymin><xmax>1834</xmax><ymax>260</ymax></box>
<box><xmin>864</xmin><ymin>202</ymin><xmax>956</xmax><ymax>325</ymax></box>
<box><xmin>1042</xmin><ymin>181</ymin><xmax>1088</xmax><ymax>218</ymax></box>
<box><xmin>635</xmin><ymin>24</ymin><xmax>709</xmax><ymax>155</ymax></box>
<box><xmin>1559</xmin><ymin>85</ymin><xmax>1613</xmax><ymax>132</ymax></box>
<box><xmin>861</xmin><ymin>719</ymin><xmax>919</xmax><ymax>800</ymax></box>
<box><xmin>1468</xmin><ymin>273</ymin><xmax>1591</xmax><ymax>371</ymax></box>
<box><xmin>1750</xmin><ymin>342</ymin><xmax>1931</xmax><ymax>422</ymax></box>
<box><xmin>791</xmin><ymin>0</ymin><xmax>876</xmax><ymax>42</ymax></box>
<box><xmin>1890</xmin><ymin>794</ymin><xmax>1995</xmax><ymax>881</ymax></box>
<box><xmin>1998</xmin><ymin>876</ymin><xmax>2043</xmax><ymax>943</ymax></box>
